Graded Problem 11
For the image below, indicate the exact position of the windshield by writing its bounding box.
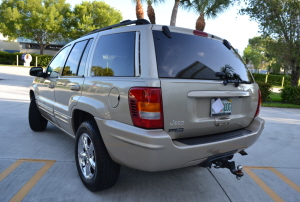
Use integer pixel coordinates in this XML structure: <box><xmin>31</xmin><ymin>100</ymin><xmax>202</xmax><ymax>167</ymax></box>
<box><xmin>153</xmin><ymin>30</ymin><xmax>253</xmax><ymax>82</ymax></box>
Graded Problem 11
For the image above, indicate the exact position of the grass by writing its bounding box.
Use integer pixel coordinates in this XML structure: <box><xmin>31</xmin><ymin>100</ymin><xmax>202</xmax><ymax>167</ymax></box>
<box><xmin>262</xmin><ymin>102</ymin><xmax>300</xmax><ymax>108</ymax></box>
<box><xmin>269</xmin><ymin>92</ymin><xmax>282</xmax><ymax>102</ymax></box>
<box><xmin>262</xmin><ymin>92</ymin><xmax>300</xmax><ymax>108</ymax></box>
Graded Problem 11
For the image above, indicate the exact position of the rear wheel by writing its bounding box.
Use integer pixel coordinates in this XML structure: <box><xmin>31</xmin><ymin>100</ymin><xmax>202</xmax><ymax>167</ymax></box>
<box><xmin>75</xmin><ymin>120</ymin><xmax>120</xmax><ymax>192</ymax></box>
<box><xmin>28</xmin><ymin>98</ymin><xmax>48</xmax><ymax>131</ymax></box>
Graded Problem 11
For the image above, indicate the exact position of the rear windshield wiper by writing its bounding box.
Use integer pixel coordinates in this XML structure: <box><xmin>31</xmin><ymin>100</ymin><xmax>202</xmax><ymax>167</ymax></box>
<box><xmin>223</xmin><ymin>79</ymin><xmax>252</xmax><ymax>87</ymax></box>
<box><xmin>215</xmin><ymin>72</ymin><xmax>251</xmax><ymax>87</ymax></box>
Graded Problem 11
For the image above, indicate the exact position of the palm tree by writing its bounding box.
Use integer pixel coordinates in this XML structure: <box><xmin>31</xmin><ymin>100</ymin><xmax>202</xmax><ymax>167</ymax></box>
<box><xmin>132</xmin><ymin>0</ymin><xmax>145</xmax><ymax>19</ymax></box>
<box><xmin>180</xmin><ymin>0</ymin><xmax>232</xmax><ymax>31</ymax></box>
<box><xmin>146</xmin><ymin>0</ymin><xmax>165</xmax><ymax>24</ymax></box>
<box><xmin>170</xmin><ymin>0</ymin><xmax>181</xmax><ymax>26</ymax></box>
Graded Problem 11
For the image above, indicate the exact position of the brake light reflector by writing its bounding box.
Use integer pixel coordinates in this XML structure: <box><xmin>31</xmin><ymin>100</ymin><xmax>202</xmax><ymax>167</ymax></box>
<box><xmin>255</xmin><ymin>89</ymin><xmax>261</xmax><ymax>117</ymax></box>
<box><xmin>193</xmin><ymin>30</ymin><xmax>208</xmax><ymax>37</ymax></box>
<box><xmin>129</xmin><ymin>87</ymin><xmax>164</xmax><ymax>129</ymax></box>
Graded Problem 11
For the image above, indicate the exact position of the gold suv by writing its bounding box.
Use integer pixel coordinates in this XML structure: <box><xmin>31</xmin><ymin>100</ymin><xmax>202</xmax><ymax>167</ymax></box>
<box><xmin>29</xmin><ymin>19</ymin><xmax>264</xmax><ymax>192</ymax></box>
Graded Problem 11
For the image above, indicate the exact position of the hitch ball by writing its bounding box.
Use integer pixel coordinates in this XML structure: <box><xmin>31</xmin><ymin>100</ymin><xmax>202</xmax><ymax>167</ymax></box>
<box><xmin>237</xmin><ymin>165</ymin><xmax>243</xmax><ymax>171</ymax></box>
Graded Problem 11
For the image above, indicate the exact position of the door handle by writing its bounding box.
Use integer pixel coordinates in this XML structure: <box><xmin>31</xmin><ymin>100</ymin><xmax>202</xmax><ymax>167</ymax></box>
<box><xmin>70</xmin><ymin>85</ymin><xmax>80</xmax><ymax>91</ymax></box>
<box><xmin>214</xmin><ymin>117</ymin><xmax>230</xmax><ymax>126</ymax></box>
<box><xmin>48</xmin><ymin>83</ymin><xmax>55</xmax><ymax>89</ymax></box>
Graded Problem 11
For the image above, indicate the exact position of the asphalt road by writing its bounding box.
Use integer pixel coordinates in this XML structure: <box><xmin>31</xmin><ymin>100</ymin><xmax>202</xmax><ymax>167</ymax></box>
<box><xmin>1</xmin><ymin>66</ymin><xmax>299</xmax><ymax>202</ymax></box>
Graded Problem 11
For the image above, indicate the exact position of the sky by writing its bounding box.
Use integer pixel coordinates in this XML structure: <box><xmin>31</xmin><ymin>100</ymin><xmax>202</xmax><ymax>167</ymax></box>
<box><xmin>66</xmin><ymin>0</ymin><xmax>260</xmax><ymax>54</ymax></box>
<box><xmin>0</xmin><ymin>0</ymin><xmax>260</xmax><ymax>54</ymax></box>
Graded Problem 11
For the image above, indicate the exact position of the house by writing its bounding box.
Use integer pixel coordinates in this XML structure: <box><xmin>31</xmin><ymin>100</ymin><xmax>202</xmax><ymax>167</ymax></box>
<box><xmin>0</xmin><ymin>33</ymin><xmax>66</xmax><ymax>55</ymax></box>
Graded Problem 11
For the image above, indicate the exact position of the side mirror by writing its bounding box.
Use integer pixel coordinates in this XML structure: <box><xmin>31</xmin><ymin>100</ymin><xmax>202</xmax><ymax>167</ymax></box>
<box><xmin>29</xmin><ymin>67</ymin><xmax>45</xmax><ymax>77</ymax></box>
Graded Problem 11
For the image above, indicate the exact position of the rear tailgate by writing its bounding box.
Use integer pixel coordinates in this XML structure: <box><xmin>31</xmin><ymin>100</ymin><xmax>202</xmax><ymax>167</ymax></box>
<box><xmin>160</xmin><ymin>79</ymin><xmax>259</xmax><ymax>139</ymax></box>
<box><xmin>152</xmin><ymin>26</ymin><xmax>259</xmax><ymax>139</ymax></box>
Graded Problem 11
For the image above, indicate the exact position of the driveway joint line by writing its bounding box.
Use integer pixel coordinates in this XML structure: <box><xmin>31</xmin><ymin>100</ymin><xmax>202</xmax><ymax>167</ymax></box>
<box><xmin>207</xmin><ymin>168</ymin><xmax>232</xmax><ymax>202</ymax></box>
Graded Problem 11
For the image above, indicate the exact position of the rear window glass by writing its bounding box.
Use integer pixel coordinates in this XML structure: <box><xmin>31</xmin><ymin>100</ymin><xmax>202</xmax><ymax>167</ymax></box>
<box><xmin>91</xmin><ymin>32</ymin><xmax>135</xmax><ymax>77</ymax></box>
<box><xmin>153</xmin><ymin>31</ymin><xmax>253</xmax><ymax>82</ymax></box>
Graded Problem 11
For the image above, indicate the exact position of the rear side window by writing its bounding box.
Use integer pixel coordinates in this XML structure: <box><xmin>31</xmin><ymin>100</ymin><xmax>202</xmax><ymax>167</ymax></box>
<box><xmin>62</xmin><ymin>40</ymin><xmax>88</xmax><ymax>76</ymax></box>
<box><xmin>77</xmin><ymin>39</ymin><xmax>93</xmax><ymax>76</ymax></box>
<box><xmin>153</xmin><ymin>31</ymin><xmax>253</xmax><ymax>82</ymax></box>
<box><xmin>91</xmin><ymin>32</ymin><xmax>135</xmax><ymax>77</ymax></box>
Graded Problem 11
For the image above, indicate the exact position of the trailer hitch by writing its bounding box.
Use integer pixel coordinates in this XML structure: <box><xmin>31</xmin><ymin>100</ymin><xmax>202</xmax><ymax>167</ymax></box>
<box><xmin>213</xmin><ymin>158</ymin><xmax>244</xmax><ymax>180</ymax></box>
<box><xmin>198</xmin><ymin>150</ymin><xmax>245</xmax><ymax>180</ymax></box>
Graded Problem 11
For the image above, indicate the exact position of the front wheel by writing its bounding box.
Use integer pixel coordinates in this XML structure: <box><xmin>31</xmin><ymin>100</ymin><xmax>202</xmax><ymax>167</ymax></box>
<box><xmin>28</xmin><ymin>98</ymin><xmax>48</xmax><ymax>131</ymax></box>
<box><xmin>75</xmin><ymin>120</ymin><xmax>120</xmax><ymax>192</ymax></box>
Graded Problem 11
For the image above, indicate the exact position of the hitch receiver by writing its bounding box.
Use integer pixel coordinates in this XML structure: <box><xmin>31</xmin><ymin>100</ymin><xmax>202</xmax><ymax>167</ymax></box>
<box><xmin>198</xmin><ymin>150</ymin><xmax>244</xmax><ymax>180</ymax></box>
<box><xmin>213</xmin><ymin>158</ymin><xmax>244</xmax><ymax>180</ymax></box>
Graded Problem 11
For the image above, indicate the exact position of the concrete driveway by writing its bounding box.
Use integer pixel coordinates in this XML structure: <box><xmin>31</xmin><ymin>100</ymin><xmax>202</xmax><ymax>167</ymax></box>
<box><xmin>0</xmin><ymin>66</ymin><xmax>299</xmax><ymax>202</ymax></box>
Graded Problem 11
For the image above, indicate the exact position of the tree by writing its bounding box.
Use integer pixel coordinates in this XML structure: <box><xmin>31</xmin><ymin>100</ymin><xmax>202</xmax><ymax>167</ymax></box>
<box><xmin>146</xmin><ymin>0</ymin><xmax>165</xmax><ymax>24</ymax></box>
<box><xmin>243</xmin><ymin>36</ymin><xmax>285</xmax><ymax>74</ymax></box>
<box><xmin>70</xmin><ymin>1</ymin><xmax>122</xmax><ymax>39</ymax></box>
<box><xmin>170</xmin><ymin>0</ymin><xmax>181</xmax><ymax>26</ymax></box>
<box><xmin>240</xmin><ymin>0</ymin><xmax>300</xmax><ymax>86</ymax></box>
<box><xmin>243</xmin><ymin>44</ymin><xmax>263</xmax><ymax>70</ymax></box>
<box><xmin>180</xmin><ymin>0</ymin><xmax>232</xmax><ymax>31</ymax></box>
<box><xmin>132</xmin><ymin>0</ymin><xmax>145</xmax><ymax>19</ymax></box>
<box><xmin>0</xmin><ymin>0</ymin><xmax>71</xmax><ymax>55</ymax></box>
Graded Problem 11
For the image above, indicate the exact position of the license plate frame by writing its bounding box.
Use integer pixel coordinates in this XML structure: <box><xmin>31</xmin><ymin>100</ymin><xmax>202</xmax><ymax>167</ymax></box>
<box><xmin>211</xmin><ymin>98</ymin><xmax>232</xmax><ymax>117</ymax></box>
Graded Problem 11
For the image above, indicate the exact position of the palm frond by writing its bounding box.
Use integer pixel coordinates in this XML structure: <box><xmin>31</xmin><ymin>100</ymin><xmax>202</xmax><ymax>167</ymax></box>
<box><xmin>205</xmin><ymin>0</ymin><xmax>232</xmax><ymax>19</ymax></box>
<box><xmin>180</xmin><ymin>0</ymin><xmax>232</xmax><ymax>17</ymax></box>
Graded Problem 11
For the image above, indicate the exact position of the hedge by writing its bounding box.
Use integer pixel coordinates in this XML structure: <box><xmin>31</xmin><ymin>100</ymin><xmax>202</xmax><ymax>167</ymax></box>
<box><xmin>252</xmin><ymin>73</ymin><xmax>292</xmax><ymax>87</ymax></box>
<box><xmin>281</xmin><ymin>86</ymin><xmax>300</xmax><ymax>105</ymax></box>
<box><xmin>256</xmin><ymin>81</ymin><xmax>272</xmax><ymax>103</ymax></box>
<box><xmin>0</xmin><ymin>51</ymin><xmax>53</xmax><ymax>67</ymax></box>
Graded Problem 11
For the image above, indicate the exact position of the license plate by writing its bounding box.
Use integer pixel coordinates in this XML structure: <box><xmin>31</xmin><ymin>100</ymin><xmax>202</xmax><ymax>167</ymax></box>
<box><xmin>211</xmin><ymin>98</ymin><xmax>232</xmax><ymax>117</ymax></box>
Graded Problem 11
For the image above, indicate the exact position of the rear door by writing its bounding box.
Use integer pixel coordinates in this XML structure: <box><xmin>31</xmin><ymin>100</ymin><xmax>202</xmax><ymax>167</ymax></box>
<box><xmin>53</xmin><ymin>38</ymin><xmax>94</xmax><ymax>134</ymax></box>
<box><xmin>152</xmin><ymin>29</ymin><xmax>258</xmax><ymax>139</ymax></box>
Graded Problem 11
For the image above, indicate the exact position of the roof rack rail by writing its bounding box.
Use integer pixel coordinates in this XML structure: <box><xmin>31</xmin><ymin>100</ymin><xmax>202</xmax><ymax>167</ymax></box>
<box><xmin>81</xmin><ymin>19</ymin><xmax>151</xmax><ymax>37</ymax></box>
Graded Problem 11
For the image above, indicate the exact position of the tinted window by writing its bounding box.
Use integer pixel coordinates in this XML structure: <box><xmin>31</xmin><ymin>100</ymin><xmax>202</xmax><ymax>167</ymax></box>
<box><xmin>77</xmin><ymin>39</ymin><xmax>93</xmax><ymax>76</ymax></box>
<box><xmin>91</xmin><ymin>32</ymin><xmax>135</xmax><ymax>77</ymax></box>
<box><xmin>153</xmin><ymin>31</ymin><xmax>253</xmax><ymax>82</ymax></box>
<box><xmin>62</xmin><ymin>40</ymin><xmax>88</xmax><ymax>76</ymax></box>
<box><xmin>47</xmin><ymin>46</ymin><xmax>71</xmax><ymax>77</ymax></box>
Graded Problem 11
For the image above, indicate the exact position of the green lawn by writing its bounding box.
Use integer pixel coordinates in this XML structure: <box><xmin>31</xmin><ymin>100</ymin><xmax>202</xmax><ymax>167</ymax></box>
<box><xmin>268</xmin><ymin>92</ymin><xmax>282</xmax><ymax>102</ymax></box>
<box><xmin>262</xmin><ymin>92</ymin><xmax>300</xmax><ymax>108</ymax></box>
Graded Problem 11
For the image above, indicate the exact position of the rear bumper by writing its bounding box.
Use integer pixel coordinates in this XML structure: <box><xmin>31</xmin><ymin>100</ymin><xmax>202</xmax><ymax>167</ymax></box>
<box><xmin>95</xmin><ymin>117</ymin><xmax>264</xmax><ymax>172</ymax></box>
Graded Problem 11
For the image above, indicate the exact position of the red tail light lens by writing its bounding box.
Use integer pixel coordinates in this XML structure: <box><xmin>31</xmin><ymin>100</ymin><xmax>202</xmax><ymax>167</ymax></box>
<box><xmin>129</xmin><ymin>87</ymin><xmax>164</xmax><ymax>129</ymax></box>
<box><xmin>255</xmin><ymin>89</ymin><xmax>261</xmax><ymax>117</ymax></box>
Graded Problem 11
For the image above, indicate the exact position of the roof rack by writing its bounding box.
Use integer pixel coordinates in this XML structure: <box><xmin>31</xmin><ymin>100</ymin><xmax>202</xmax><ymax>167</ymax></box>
<box><xmin>81</xmin><ymin>19</ymin><xmax>151</xmax><ymax>37</ymax></box>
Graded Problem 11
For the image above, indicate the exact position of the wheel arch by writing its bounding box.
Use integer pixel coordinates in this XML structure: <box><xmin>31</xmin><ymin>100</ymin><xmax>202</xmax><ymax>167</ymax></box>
<box><xmin>72</xmin><ymin>109</ymin><xmax>95</xmax><ymax>135</ymax></box>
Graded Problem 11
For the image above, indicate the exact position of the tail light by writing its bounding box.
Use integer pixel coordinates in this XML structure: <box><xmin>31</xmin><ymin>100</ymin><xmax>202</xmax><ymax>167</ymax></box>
<box><xmin>255</xmin><ymin>89</ymin><xmax>261</xmax><ymax>117</ymax></box>
<box><xmin>129</xmin><ymin>87</ymin><xmax>164</xmax><ymax>129</ymax></box>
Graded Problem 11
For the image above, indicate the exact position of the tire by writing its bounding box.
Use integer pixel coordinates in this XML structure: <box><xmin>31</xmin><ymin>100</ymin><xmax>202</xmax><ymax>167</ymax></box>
<box><xmin>28</xmin><ymin>98</ymin><xmax>48</xmax><ymax>131</ymax></box>
<box><xmin>75</xmin><ymin>120</ymin><xmax>120</xmax><ymax>192</ymax></box>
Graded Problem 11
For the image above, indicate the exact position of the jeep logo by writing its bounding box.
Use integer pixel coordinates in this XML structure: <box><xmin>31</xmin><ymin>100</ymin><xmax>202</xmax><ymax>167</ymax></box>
<box><xmin>170</xmin><ymin>120</ymin><xmax>184</xmax><ymax>126</ymax></box>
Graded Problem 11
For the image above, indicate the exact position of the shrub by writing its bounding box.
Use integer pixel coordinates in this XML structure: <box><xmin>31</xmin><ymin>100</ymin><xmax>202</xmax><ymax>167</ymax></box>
<box><xmin>0</xmin><ymin>51</ymin><xmax>53</xmax><ymax>67</ymax></box>
<box><xmin>281</xmin><ymin>86</ymin><xmax>300</xmax><ymax>105</ymax></box>
<box><xmin>252</xmin><ymin>73</ymin><xmax>266</xmax><ymax>83</ymax></box>
<box><xmin>252</xmin><ymin>73</ymin><xmax>291</xmax><ymax>87</ymax></box>
<box><xmin>256</xmin><ymin>81</ymin><xmax>272</xmax><ymax>102</ymax></box>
